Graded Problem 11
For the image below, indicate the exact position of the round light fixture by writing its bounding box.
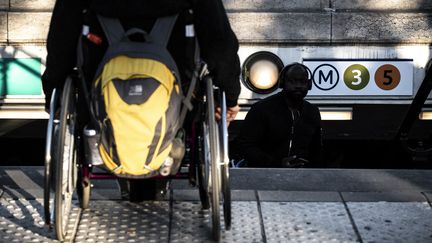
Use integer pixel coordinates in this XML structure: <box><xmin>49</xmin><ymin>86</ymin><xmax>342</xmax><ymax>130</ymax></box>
<box><xmin>242</xmin><ymin>51</ymin><xmax>284</xmax><ymax>94</ymax></box>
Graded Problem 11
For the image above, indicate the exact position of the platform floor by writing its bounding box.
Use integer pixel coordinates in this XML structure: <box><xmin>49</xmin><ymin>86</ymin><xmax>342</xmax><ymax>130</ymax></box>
<box><xmin>0</xmin><ymin>166</ymin><xmax>432</xmax><ymax>242</ymax></box>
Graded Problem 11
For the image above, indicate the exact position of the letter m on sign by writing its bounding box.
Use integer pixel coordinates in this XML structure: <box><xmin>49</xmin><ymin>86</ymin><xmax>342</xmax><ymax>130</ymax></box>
<box><xmin>319</xmin><ymin>70</ymin><xmax>333</xmax><ymax>85</ymax></box>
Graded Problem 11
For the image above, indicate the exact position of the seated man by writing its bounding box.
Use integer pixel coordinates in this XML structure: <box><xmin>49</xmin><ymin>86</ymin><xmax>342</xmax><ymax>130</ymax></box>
<box><xmin>237</xmin><ymin>63</ymin><xmax>323</xmax><ymax>168</ymax></box>
<box><xmin>42</xmin><ymin>0</ymin><xmax>241</xmax><ymax>201</ymax></box>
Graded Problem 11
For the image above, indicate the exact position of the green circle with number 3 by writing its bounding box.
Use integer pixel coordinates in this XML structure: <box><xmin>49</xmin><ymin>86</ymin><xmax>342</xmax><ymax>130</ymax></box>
<box><xmin>344</xmin><ymin>64</ymin><xmax>370</xmax><ymax>90</ymax></box>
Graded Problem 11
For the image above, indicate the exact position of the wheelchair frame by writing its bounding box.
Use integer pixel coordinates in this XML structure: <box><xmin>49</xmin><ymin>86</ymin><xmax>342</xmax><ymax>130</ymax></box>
<box><xmin>43</xmin><ymin>73</ymin><xmax>231</xmax><ymax>241</ymax></box>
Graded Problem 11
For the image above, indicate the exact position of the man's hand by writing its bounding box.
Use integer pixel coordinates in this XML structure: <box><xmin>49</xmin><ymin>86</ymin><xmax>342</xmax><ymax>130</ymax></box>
<box><xmin>281</xmin><ymin>156</ymin><xmax>309</xmax><ymax>168</ymax></box>
<box><xmin>215</xmin><ymin>105</ymin><xmax>240</xmax><ymax>126</ymax></box>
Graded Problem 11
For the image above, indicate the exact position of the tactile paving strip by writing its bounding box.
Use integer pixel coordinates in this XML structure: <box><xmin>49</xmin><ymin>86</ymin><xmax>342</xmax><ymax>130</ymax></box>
<box><xmin>73</xmin><ymin>201</ymin><xmax>170</xmax><ymax>242</ymax></box>
<box><xmin>261</xmin><ymin>202</ymin><xmax>359</xmax><ymax>242</ymax></box>
<box><xmin>347</xmin><ymin>202</ymin><xmax>432</xmax><ymax>243</ymax></box>
<box><xmin>170</xmin><ymin>201</ymin><xmax>263</xmax><ymax>242</ymax></box>
<box><xmin>0</xmin><ymin>198</ymin><xmax>80</xmax><ymax>242</ymax></box>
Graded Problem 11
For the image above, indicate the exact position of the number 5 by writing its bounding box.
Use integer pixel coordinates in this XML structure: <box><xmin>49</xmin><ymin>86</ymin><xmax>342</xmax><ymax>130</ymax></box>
<box><xmin>383</xmin><ymin>70</ymin><xmax>393</xmax><ymax>85</ymax></box>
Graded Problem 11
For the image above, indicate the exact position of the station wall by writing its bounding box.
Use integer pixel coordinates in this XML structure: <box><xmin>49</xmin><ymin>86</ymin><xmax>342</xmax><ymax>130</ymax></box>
<box><xmin>0</xmin><ymin>0</ymin><xmax>430</xmax><ymax>97</ymax></box>
<box><xmin>0</xmin><ymin>0</ymin><xmax>430</xmax><ymax>45</ymax></box>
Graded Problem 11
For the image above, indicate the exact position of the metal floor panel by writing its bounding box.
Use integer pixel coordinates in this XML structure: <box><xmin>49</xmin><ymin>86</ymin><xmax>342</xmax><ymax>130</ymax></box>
<box><xmin>0</xmin><ymin>198</ymin><xmax>266</xmax><ymax>242</ymax></box>
<box><xmin>261</xmin><ymin>202</ymin><xmax>359</xmax><ymax>242</ymax></box>
<box><xmin>170</xmin><ymin>201</ymin><xmax>263</xmax><ymax>243</ymax></box>
<box><xmin>0</xmin><ymin>198</ymin><xmax>53</xmax><ymax>242</ymax></box>
<box><xmin>0</xmin><ymin>198</ymin><xmax>80</xmax><ymax>243</ymax></box>
<box><xmin>347</xmin><ymin>202</ymin><xmax>432</xmax><ymax>243</ymax></box>
<box><xmin>1</xmin><ymin>166</ymin><xmax>432</xmax><ymax>242</ymax></box>
<box><xmin>74</xmin><ymin>201</ymin><xmax>170</xmax><ymax>242</ymax></box>
<box><xmin>1</xmin><ymin>198</ymin><xmax>432</xmax><ymax>242</ymax></box>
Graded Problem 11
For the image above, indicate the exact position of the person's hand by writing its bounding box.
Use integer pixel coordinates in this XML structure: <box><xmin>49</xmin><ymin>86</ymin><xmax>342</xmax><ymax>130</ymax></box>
<box><xmin>215</xmin><ymin>105</ymin><xmax>240</xmax><ymax>126</ymax></box>
<box><xmin>281</xmin><ymin>156</ymin><xmax>309</xmax><ymax>168</ymax></box>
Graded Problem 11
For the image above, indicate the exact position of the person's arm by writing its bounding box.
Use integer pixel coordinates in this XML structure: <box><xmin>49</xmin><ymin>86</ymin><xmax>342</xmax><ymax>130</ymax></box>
<box><xmin>42</xmin><ymin>0</ymin><xmax>83</xmax><ymax>109</ymax></box>
<box><xmin>309</xmin><ymin>110</ymin><xmax>323</xmax><ymax>166</ymax></box>
<box><xmin>193</xmin><ymin>0</ymin><xmax>241</xmax><ymax>108</ymax></box>
<box><xmin>237</xmin><ymin>106</ymin><xmax>276</xmax><ymax>167</ymax></box>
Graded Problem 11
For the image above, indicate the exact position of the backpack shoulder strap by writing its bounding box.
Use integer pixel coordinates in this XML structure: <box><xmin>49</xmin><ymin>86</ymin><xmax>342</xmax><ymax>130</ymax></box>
<box><xmin>97</xmin><ymin>14</ymin><xmax>125</xmax><ymax>45</ymax></box>
<box><xmin>149</xmin><ymin>14</ymin><xmax>178</xmax><ymax>47</ymax></box>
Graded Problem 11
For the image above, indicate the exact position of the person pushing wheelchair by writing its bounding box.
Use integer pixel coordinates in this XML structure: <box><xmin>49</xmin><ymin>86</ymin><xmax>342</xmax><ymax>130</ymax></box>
<box><xmin>42</xmin><ymin>0</ymin><xmax>241</xmax><ymax>121</ymax></box>
<box><xmin>42</xmin><ymin>0</ymin><xmax>241</xmax><ymax>201</ymax></box>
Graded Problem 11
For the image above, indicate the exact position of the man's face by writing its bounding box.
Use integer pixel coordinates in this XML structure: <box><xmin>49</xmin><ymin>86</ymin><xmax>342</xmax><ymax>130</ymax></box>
<box><xmin>282</xmin><ymin>66</ymin><xmax>309</xmax><ymax>101</ymax></box>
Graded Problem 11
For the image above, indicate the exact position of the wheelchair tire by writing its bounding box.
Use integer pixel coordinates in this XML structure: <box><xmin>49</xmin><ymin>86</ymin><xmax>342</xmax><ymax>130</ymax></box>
<box><xmin>219</xmin><ymin>91</ymin><xmax>232</xmax><ymax>230</ymax></box>
<box><xmin>197</xmin><ymin>149</ymin><xmax>210</xmax><ymax>209</ymax></box>
<box><xmin>54</xmin><ymin>77</ymin><xmax>78</xmax><ymax>241</ymax></box>
<box><xmin>204</xmin><ymin>76</ymin><xmax>221</xmax><ymax>241</ymax></box>
<box><xmin>44</xmin><ymin>89</ymin><xmax>58</xmax><ymax>225</ymax></box>
<box><xmin>221</xmin><ymin>162</ymin><xmax>231</xmax><ymax>230</ymax></box>
<box><xmin>196</xmin><ymin>117</ymin><xmax>210</xmax><ymax>209</ymax></box>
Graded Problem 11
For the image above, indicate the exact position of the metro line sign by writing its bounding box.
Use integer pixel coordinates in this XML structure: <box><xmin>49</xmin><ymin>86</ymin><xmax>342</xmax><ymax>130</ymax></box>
<box><xmin>303</xmin><ymin>59</ymin><xmax>413</xmax><ymax>96</ymax></box>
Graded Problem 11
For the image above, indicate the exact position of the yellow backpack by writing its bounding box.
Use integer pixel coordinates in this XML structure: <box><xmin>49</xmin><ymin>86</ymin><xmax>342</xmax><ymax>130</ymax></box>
<box><xmin>90</xmin><ymin>15</ymin><xmax>183</xmax><ymax>177</ymax></box>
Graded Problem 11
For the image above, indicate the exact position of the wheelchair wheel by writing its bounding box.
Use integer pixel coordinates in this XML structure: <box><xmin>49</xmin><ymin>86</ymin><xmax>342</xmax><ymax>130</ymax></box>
<box><xmin>54</xmin><ymin>77</ymin><xmax>78</xmax><ymax>241</ymax></box>
<box><xmin>203</xmin><ymin>76</ymin><xmax>221</xmax><ymax>241</ymax></box>
<box><xmin>219</xmin><ymin>91</ymin><xmax>232</xmax><ymax>230</ymax></box>
<box><xmin>197</xmin><ymin>129</ymin><xmax>210</xmax><ymax>209</ymax></box>
<box><xmin>44</xmin><ymin>89</ymin><xmax>58</xmax><ymax>225</ymax></box>
<box><xmin>221</xmin><ymin>161</ymin><xmax>231</xmax><ymax>229</ymax></box>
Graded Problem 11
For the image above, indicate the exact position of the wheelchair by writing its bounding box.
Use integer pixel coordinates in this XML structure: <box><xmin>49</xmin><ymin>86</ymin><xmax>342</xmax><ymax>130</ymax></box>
<box><xmin>43</xmin><ymin>64</ymin><xmax>232</xmax><ymax>241</ymax></box>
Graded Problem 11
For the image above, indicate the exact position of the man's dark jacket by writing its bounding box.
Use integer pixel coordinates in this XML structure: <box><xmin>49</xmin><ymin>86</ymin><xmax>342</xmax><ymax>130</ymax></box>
<box><xmin>42</xmin><ymin>0</ymin><xmax>240</xmax><ymax>107</ymax></box>
<box><xmin>237</xmin><ymin>92</ymin><xmax>322</xmax><ymax>167</ymax></box>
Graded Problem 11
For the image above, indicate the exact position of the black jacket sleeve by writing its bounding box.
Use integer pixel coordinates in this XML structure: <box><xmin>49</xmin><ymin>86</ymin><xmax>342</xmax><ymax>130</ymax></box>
<box><xmin>193</xmin><ymin>0</ymin><xmax>240</xmax><ymax>107</ymax></box>
<box><xmin>238</xmin><ymin>105</ymin><xmax>276</xmax><ymax>167</ymax></box>
<box><xmin>42</xmin><ymin>0</ymin><xmax>241</xmax><ymax>108</ymax></box>
<box><xmin>308</xmin><ymin>111</ymin><xmax>323</xmax><ymax>166</ymax></box>
<box><xmin>42</xmin><ymin>0</ymin><xmax>83</xmax><ymax>106</ymax></box>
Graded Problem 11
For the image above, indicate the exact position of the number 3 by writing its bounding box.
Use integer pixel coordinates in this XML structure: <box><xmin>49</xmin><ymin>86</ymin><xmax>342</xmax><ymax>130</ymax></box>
<box><xmin>352</xmin><ymin>70</ymin><xmax>362</xmax><ymax>85</ymax></box>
